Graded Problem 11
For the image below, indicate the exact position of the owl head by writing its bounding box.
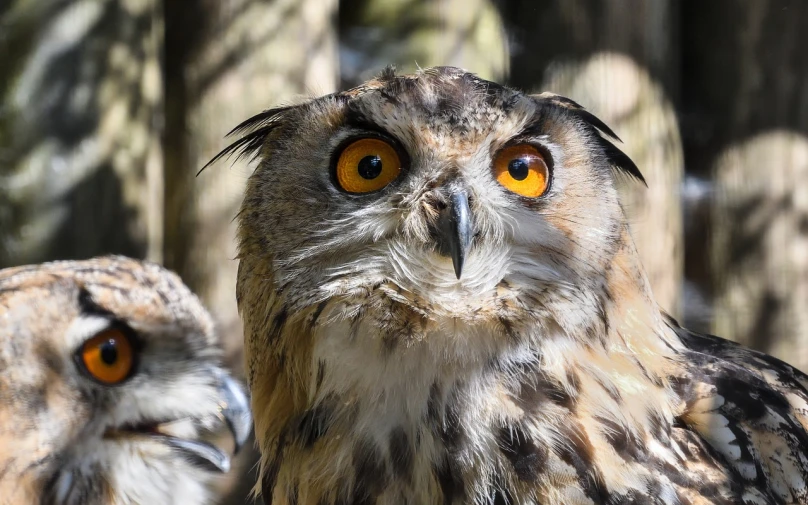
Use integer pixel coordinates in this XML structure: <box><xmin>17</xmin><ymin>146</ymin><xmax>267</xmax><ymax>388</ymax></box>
<box><xmin>227</xmin><ymin>67</ymin><xmax>643</xmax><ymax>331</ymax></box>
<box><xmin>0</xmin><ymin>257</ymin><xmax>251</xmax><ymax>505</ymax></box>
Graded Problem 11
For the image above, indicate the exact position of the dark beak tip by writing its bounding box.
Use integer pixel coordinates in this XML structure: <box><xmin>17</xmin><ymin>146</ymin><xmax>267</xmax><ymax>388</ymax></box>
<box><xmin>436</xmin><ymin>190</ymin><xmax>473</xmax><ymax>280</ymax></box>
<box><xmin>452</xmin><ymin>251</ymin><xmax>464</xmax><ymax>279</ymax></box>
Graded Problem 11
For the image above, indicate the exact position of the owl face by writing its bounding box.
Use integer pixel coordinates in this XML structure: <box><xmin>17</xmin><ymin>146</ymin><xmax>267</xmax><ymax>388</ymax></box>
<box><xmin>236</xmin><ymin>67</ymin><xmax>640</xmax><ymax>322</ymax></box>
<box><xmin>0</xmin><ymin>257</ymin><xmax>251</xmax><ymax>505</ymax></box>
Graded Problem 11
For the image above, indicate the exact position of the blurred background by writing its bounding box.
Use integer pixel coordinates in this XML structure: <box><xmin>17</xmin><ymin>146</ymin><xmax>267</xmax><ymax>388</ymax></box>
<box><xmin>1</xmin><ymin>0</ymin><xmax>807</xmax><ymax>502</ymax></box>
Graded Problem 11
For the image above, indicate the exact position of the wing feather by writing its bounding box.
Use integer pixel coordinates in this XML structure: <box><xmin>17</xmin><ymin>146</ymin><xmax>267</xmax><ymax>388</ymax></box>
<box><xmin>669</xmin><ymin>317</ymin><xmax>808</xmax><ymax>504</ymax></box>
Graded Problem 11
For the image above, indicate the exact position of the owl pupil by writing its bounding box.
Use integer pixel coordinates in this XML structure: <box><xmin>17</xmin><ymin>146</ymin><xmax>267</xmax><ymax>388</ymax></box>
<box><xmin>358</xmin><ymin>155</ymin><xmax>383</xmax><ymax>180</ymax></box>
<box><xmin>508</xmin><ymin>159</ymin><xmax>529</xmax><ymax>181</ymax></box>
<box><xmin>100</xmin><ymin>340</ymin><xmax>118</xmax><ymax>365</ymax></box>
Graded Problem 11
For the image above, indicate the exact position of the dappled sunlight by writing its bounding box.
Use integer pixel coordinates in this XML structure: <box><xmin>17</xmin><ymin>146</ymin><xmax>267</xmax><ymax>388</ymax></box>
<box><xmin>0</xmin><ymin>0</ymin><xmax>162</xmax><ymax>266</ymax></box>
<box><xmin>2</xmin><ymin>1</ymin><xmax>807</xmax><ymax>503</ymax></box>
<box><xmin>712</xmin><ymin>130</ymin><xmax>808</xmax><ymax>369</ymax></box>
<box><xmin>339</xmin><ymin>0</ymin><xmax>509</xmax><ymax>86</ymax></box>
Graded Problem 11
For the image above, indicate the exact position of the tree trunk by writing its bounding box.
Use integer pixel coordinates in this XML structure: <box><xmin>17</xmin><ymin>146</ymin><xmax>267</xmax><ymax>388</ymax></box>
<box><xmin>164</xmin><ymin>0</ymin><xmax>339</xmax><ymax>367</ymax></box>
<box><xmin>162</xmin><ymin>0</ymin><xmax>340</xmax><ymax>501</ymax></box>
<box><xmin>503</xmin><ymin>0</ymin><xmax>685</xmax><ymax>316</ymax></box>
<box><xmin>0</xmin><ymin>0</ymin><xmax>163</xmax><ymax>267</ymax></box>
<box><xmin>681</xmin><ymin>0</ymin><xmax>808</xmax><ymax>369</ymax></box>
<box><xmin>339</xmin><ymin>0</ymin><xmax>509</xmax><ymax>86</ymax></box>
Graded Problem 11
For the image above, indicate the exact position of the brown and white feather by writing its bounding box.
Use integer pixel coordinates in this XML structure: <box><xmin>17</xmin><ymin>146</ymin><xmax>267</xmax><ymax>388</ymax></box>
<box><xmin>226</xmin><ymin>67</ymin><xmax>808</xmax><ymax>505</ymax></box>
<box><xmin>0</xmin><ymin>256</ymin><xmax>249</xmax><ymax>505</ymax></box>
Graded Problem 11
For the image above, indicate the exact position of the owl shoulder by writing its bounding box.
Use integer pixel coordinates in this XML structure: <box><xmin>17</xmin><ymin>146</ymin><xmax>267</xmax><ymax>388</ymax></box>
<box><xmin>668</xmin><ymin>316</ymin><xmax>808</xmax><ymax>502</ymax></box>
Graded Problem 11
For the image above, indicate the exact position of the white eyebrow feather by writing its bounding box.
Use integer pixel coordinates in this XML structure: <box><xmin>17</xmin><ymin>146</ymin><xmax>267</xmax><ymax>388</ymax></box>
<box><xmin>65</xmin><ymin>314</ymin><xmax>113</xmax><ymax>350</ymax></box>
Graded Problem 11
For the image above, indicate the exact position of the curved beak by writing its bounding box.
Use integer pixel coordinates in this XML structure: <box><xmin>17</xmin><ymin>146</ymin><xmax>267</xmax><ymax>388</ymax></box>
<box><xmin>217</xmin><ymin>372</ymin><xmax>252</xmax><ymax>453</ymax></box>
<box><xmin>435</xmin><ymin>190</ymin><xmax>473</xmax><ymax>279</ymax></box>
<box><xmin>164</xmin><ymin>371</ymin><xmax>252</xmax><ymax>474</ymax></box>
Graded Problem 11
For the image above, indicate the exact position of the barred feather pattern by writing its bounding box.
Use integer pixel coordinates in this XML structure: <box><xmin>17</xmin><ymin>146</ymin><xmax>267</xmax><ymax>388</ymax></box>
<box><xmin>231</xmin><ymin>67</ymin><xmax>808</xmax><ymax>505</ymax></box>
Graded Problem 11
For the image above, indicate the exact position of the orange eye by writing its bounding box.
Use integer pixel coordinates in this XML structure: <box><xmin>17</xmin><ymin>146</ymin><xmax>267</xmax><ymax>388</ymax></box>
<box><xmin>335</xmin><ymin>138</ymin><xmax>402</xmax><ymax>193</ymax></box>
<box><xmin>493</xmin><ymin>144</ymin><xmax>550</xmax><ymax>198</ymax></box>
<box><xmin>80</xmin><ymin>328</ymin><xmax>135</xmax><ymax>385</ymax></box>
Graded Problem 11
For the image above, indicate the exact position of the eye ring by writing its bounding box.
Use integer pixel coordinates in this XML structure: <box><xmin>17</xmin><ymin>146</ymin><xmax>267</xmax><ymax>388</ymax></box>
<box><xmin>76</xmin><ymin>327</ymin><xmax>137</xmax><ymax>385</ymax></box>
<box><xmin>492</xmin><ymin>144</ymin><xmax>551</xmax><ymax>198</ymax></box>
<box><xmin>333</xmin><ymin>136</ymin><xmax>404</xmax><ymax>194</ymax></box>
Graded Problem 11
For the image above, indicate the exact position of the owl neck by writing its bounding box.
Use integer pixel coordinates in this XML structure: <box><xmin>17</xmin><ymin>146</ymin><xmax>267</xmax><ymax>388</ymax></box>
<box><xmin>248</xmin><ymin>227</ymin><xmax>686</xmax><ymax>503</ymax></box>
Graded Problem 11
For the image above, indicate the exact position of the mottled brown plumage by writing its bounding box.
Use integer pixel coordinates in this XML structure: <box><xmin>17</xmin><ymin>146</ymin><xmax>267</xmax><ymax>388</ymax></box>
<box><xmin>0</xmin><ymin>256</ymin><xmax>251</xmax><ymax>505</ymax></box>
<box><xmin>225</xmin><ymin>66</ymin><xmax>808</xmax><ymax>504</ymax></box>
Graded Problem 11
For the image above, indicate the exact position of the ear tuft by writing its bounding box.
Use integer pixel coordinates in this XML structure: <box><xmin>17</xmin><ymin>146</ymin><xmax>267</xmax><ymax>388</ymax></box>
<box><xmin>376</xmin><ymin>65</ymin><xmax>397</xmax><ymax>82</ymax></box>
<box><xmin>534</xmin><ymin>92</ymin><xmax>646</xmax><ymax>186</ymax></box>
<box><xmin>198</xmin><ymin>105</ymin><xmax>295</xmax><ymax>176</ymax></box>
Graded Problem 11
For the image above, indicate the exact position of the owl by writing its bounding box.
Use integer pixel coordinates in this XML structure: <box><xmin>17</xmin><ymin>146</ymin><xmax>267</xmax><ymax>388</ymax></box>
<box><xmin>219</xmin><ymin>66</ymin><xmax>808</xmax><ymax>504</ymax></box>
<box><xmin>0</xmin><ymin>256</ymin><xmax>252</xmax><ymax>505</ymax></box>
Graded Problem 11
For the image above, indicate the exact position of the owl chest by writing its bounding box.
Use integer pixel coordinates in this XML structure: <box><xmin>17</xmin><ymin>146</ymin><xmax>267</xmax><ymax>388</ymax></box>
<box><xmin>296</xmin><ymin>369</ymin><xmax>507</xmax><ymax>505</ymax></box>
<box><xmin>294</xmin><ymin>317</ymin><xmax>540</xmax><ymax>504</ymax></box>
<box><xmin>281</xmin><ymin>314</ymin><xmax>704</xmax><ymax>505</ymax></box>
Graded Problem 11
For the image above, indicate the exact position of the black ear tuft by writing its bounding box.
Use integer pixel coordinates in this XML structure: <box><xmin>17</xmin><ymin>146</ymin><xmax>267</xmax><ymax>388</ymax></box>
<box><xmin>534</xmin><ymin>92</ymin><xmax>646</xmax><ymax>186</ymax></box>
<box><xmin>377</xmin><ymin>65</ymin><xmax>398</xmax><ymax>82</ymax></box>
<box><xmin>197</xmin><ymin>105</ymin><xmax>295</xmax><ymax>176</ymax></box>
<box><xmin>593</xmin><ymin>135</ymin><xmax>645</xmax><ymax>185</ymax></box>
